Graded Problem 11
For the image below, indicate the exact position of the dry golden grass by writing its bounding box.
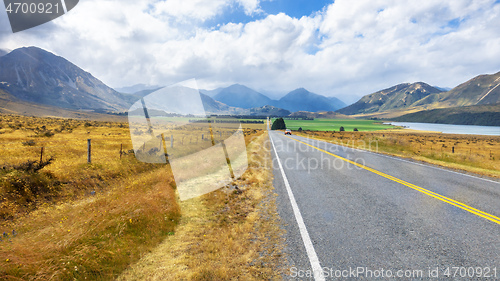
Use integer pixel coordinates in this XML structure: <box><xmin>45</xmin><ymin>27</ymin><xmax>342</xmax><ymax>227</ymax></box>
<box><xmin>296</xmin><ymin>130</ymin><xmax>500</xmax><ymax>178</ymax></box>
<box><xmin>0</xmin><ymin>114</ymin><xmax>281</xmax><ymax>280</ymax></box>
<box><xmin>119</xmin><ymin>131</ymin><xmax>286</xmax><ymax>280</ymax></box>
<box><xmin>0</xmin><ymin>114</ymin><xmax>183</xmax><ymax>280</ymax></box>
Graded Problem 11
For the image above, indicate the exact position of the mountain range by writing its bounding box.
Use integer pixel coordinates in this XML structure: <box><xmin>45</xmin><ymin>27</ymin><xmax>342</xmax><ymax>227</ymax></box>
<box><xmin>210</xmin><ymin>84</ymin><xmax>346</xmax><ymax>112</ymax></box>
<box><xmin>0</xmin><ymin>46</ymin><xmax>498</xmax><ymax>125</ymax></box>
<box><xmin>338</xmin><ymin>72</ymin><xmax>500</xmax><ymax>117</ymax></box>
<box><xmin>0</xmin><ymin>47</ymin><xmax>346</xmax><ymax>117</ymax></box>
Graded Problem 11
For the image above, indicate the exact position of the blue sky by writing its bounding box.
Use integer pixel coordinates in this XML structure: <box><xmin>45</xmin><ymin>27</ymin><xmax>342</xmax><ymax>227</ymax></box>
<box><xmin>206</xmin><ymin>0</ymin><xmax>332</xmax><ymax>28</ymax></box>
<box><xmin>1</xmin><ymin>0</ymin><xmax>500</xmax><ymax>103</ymax></box>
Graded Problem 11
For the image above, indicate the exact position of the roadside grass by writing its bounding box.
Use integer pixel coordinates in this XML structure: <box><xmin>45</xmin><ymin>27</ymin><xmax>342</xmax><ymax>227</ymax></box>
<box><xmin>0</xmin><ymin>168</ymin><xmax>180</xmax><ymax>280</ymax></box>
<box><xmin>0</xmin><ymin>114</ymin><xmax>183</xmax><ymax>280</ymax></box>
<box><xmin>0</xmin><ymin>114</ymin><xmax>278</xmax><ymax>280</ymax></box>
<box><xmin>295</xmin><ymin>130</ymin><xmax>500</xmax><ymax>178</ymax></box>
<box><xmin>119</xmin><ymin>131</ymin><xmax>286</xmax><ymax>280</ymax></box>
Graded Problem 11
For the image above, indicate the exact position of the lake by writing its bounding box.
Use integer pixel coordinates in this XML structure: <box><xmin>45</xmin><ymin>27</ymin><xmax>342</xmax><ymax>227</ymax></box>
<box><xmin>386</xmin><ymin>122</ymin><xmax>500</xmax><ymax>136</ymax></box>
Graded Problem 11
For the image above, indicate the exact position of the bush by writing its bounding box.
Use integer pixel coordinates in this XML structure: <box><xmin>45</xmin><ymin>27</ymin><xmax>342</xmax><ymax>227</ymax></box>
<box><xmin>271</xmin><ymin>118</ymin><xmax>286</xmax><ymax>130</ymax></box>
<box><xmin>1</xmin><ymin>158</ymin><xmax>59</xmax><ymax>217</ymax></box>
<box><xmin>353</xmin><ymin>128</ymin><xmax>358</xmax><ymax>131</ymax></box>
<box><xmin>298</xmin><ymin>127</ymin><xmax>303</xmax><ymax>132</ymax></box>
<box><xmin>339</xmin><ymin>126</ymin><xmax>345</xmax><ymax>132</ymax></box>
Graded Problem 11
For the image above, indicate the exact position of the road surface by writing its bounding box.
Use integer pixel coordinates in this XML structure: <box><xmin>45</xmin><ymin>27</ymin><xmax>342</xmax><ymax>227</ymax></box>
<box><xmin>270</xmin><ymin>131</ymin><xmax>500</xmax><ymax>280</ymax></box>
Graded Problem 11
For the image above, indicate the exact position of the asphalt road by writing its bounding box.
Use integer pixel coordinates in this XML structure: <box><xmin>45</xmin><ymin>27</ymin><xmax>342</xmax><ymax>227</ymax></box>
<box><xmin>270</xmin><ymin>131</ymin><xmax>500</xmax><ymax>280</ymax></box>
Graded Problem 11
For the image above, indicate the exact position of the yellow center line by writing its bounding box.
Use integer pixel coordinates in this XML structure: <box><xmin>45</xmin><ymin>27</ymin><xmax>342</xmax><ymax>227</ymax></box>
<box><xmin>284</xmin><ymin>135</ymin><xmax>500</xmax><ymax>225</ymax></box>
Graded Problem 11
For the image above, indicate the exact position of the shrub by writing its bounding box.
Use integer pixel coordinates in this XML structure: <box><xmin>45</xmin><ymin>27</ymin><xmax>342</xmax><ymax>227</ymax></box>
<box><xmin>353</xmin><ymin>128</ymin><xmax>358</xmax><ymax>131</ymax></box>
<box><xmin>339</xmin><ymin>126</ymin><xmax>345</xmax><ymax>132</ymax></box>
<box><xmin>298</xmin><ymin>127</ymin><xmax>303</xmax><ymax>132</ymax></box>
<box><xmin>1</xmin><ymin>157</ymin><xmax>59</xmax><ymax>218</ymax></box>
<box><xmin>271</xmin><ymin>118</ymin><xmax>286</xmax><ymax>130</ymax></box>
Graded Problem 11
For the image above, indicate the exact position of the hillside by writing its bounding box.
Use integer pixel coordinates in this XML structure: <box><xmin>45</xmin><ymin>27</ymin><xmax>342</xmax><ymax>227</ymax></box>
<box><xmin>429</xmin><ymin>71</ymin><xmax>500</xmax><ymax>106</ymax></box>
<box><xmin>337</xmin><ymin>82</ymin><xmax>443</xmax><ymax>115</ymax></box>
<box><xmin>0</xmin><ymin>89</ymin><xmax>127</xmax><ymax>121</ymax></box>
<box><xmin>0</xmin><ymin>47</ymin><xmax>137</xmax><ymax>111</ymax></box>
<box><xmin>392</xmin><ymin>103</ymin><xmax>500</xmax><ymax>126</ymax></box>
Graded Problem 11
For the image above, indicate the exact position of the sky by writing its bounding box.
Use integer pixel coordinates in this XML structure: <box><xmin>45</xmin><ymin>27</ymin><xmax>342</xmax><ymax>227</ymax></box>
<box><xmin>1</xmin><ymin>0</ymin><xmax>500</xmax><ymax>103</ymax></box>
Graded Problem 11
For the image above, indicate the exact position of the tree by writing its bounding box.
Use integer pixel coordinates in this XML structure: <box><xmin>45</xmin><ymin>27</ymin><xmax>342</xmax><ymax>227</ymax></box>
<box><xmin>353</xmin><ymin>128</ymin><xmax>358</xmax><ymax>131</ymax></box>
<box><xmin>298</xmin><ymin>127</ymin><xmax>303</xmax><ymax>132</ymax></box>
<box><xmin>339</xmin><ymin>126</ymin><xmax>345</xmax><ymax>132</ymax></box>
<box><xmin>271</xmin><ymin>118</ymin><xmax>286</xmax><ymax>130</ymax></box>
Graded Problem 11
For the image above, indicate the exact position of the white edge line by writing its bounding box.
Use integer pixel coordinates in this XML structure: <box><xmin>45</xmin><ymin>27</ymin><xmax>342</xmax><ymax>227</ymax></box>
<box><xmin>297</xmin><ymin>135</ymin><xmax>500</xmax><ymax>185</ymax></box>
<box><xmin>270</xmin><ymin>132</ymin><xmax>325</xmax><ymax>281</ymax></box>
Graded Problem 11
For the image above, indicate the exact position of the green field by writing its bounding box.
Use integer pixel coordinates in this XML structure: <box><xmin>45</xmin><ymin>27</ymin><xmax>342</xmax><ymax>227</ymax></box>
<box><xmin>273</xmin><ymin>119</ymin><xmax>395</xmax><ymax>131</ymax></box>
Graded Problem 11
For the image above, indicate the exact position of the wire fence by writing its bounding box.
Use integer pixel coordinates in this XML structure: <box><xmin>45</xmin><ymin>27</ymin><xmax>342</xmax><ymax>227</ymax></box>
<box><xmin>0</xmin><ymin>138</ymin><xmax>133</xmax><ymax>165</ymax></box>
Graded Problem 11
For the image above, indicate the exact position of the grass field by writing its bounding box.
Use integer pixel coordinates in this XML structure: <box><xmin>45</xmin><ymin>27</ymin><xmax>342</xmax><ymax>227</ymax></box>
<box><xmin>273</xmin><ymin>118</ymin><xmax>395</xmax><ymax>131</ymax></box>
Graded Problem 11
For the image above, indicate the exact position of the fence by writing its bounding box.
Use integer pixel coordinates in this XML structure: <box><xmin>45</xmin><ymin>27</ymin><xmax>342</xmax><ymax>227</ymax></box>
<box><xmin>0</xmin><ymin>138</ymin><xmax>133</xmax><ymax>166</ymax></box>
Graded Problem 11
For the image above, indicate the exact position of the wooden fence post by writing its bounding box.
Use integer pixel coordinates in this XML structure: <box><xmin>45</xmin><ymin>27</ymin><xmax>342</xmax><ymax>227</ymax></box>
<box><xmin>87</xmin><ymin>139</ymin><xmax>91</xmax><ymax>163</ymax></box>
<box><xmin>120</xmin><ymin>144</ymin><xmax>123</xmax><ymax>159</ymax></box>
<box><xmin>40</xmin><ymin>146</ymin><xmax>44</xmax><ymax>163</ymax></box>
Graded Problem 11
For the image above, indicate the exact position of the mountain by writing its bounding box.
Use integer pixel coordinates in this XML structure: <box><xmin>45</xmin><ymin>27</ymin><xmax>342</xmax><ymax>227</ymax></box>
<box><xmin>428</xmin><ymin>71</ymin><xmax>500</xmax><ymax>106</ymax></box>
<box><xmin>115</xmin><ymin>84</ymin><xmax>162</xmax><ymax>94</ymax></box>
<box><xmin>0</xmin><ymin>46</ymin><xmax>136</xmax><ymax>111</ymax></box>
<box><xmin>328</xmin><ymin>96</ymin><xmax>347</xmax><ymax>110</ymax></box>
<box><xmin>276</xmin><ymin>88</ymin><xmax>347</xmax><ymax>112</ymax></box>
<box><xmin>210</xmin><ymin>84</ymin><xmax>346</xmax><ymax>112</ymax></box>
<box><xmin>337</xmin><ymin>82</ymin><xmax>443</xmax><ymax>115</ymax></box>
<box><xmin>338</xmin><ymin>72</ymin><xmax>500</xmax><ymax>117</ymax></box>
<box><xmin>213</xmin><ymin>84</ymin><xmax>274</xmax><ymax>109</ymax></box>
<box><xmin>200</xmin><ymin>93</ymin><xmax>248</xmax><ymax>115</ymax></box>
<box><xmin>393</xmin><ymin>103</ymin><xmax>500</xmax><ymax>126</ymax></box>
<box><xmin>0</xmin><ymin>49</ymin><xmax>8</xmax><ymax>57</ymax></box>
<box><xmin>200</xmin><ymin>87</ymin><xmax>225</xmax><ymax>97</ymax></box>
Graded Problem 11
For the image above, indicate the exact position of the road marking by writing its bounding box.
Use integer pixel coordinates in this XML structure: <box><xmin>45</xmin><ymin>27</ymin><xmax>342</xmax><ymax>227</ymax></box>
<box><xmin>304</xmin><ymin>136</ymin><xmax>500</xmax><ymax>185</ymax></box>
<box><xmin>285</xmin><ymin>135</ymin><xmax>500</xmax><ymax>225</ymax></box>
<box><xmin>270</xmin><ymin>133</ymin><xmax>325</xmax><ymax>281</ymax></box>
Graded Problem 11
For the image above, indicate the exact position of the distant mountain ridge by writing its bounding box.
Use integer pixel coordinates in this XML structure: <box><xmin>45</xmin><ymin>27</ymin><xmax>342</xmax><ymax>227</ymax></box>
<box><xmin>276</xmin><ymin>88</ymin><xmax>346</xmax><ymax>112</ymax></box>
<box><xmin>210</xmin><ymin>84</ymin><xmax>346</xmax><ymax>112</ymax></box>
<box><xmin>0</xmin><ymin>47</ymin><xmax>136</xmax><ymax>111</ymax></box>
<box><xmin>339</xmin><ymin>72</ymin><xmax>500</xmax><ymax>117</ymax></box>
<box><xmin>213</xmin><ymin>84</ymin><xmax>274</xmax><ymax>109</ymax></box>
<box><xmin>337</xmin><ymin>82</ymin><xmax>443</xmax><ymax>115</ymax></box>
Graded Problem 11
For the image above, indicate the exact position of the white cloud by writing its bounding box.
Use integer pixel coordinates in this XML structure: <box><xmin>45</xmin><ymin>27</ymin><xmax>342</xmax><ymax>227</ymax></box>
<box><xmin>236</xmin><ymin>0</ymin><xmax>262</xmax><ymax>15</ymax></box>
<box><xmin>0</xmin><ymin>0</ymin><xmax>499</xmax><ymax>103</ymax></box>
